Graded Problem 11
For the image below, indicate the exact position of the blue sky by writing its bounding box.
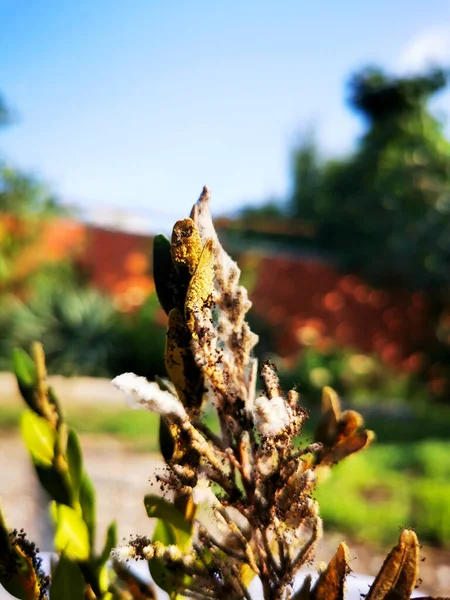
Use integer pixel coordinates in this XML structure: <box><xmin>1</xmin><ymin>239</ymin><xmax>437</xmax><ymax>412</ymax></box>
<box><xmin>2</xmin><ymin>1</ymin><xmax>450</xmax><ymax>231</ymax></box>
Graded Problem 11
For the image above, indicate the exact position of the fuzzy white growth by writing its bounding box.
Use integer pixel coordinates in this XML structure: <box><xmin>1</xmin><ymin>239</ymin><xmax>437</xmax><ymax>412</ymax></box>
<box><xmin>192</xmin><ymin>475</ymin><xmax>218</xmax><ymax>506</ymax></box>
<box><xmin>112</xmin><ymin>373</ymin><xmax>187</xmax><ymax>420</ymax></box>
<box><xmin>253</xmin><ymin>395</ymin><xmax>291</xmax><ymax>437</ymax></box>
<box><xmin>111</xmin><ymin>545</ymin><xmax>136</xmax><ymax>561</ymax></box>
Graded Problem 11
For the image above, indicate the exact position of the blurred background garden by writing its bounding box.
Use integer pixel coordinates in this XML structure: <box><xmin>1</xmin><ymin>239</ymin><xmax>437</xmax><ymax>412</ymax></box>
<box><xmin>1</xmin><ymin>0</ymin><xmax>450</xmax><ymax>591</ymax></box>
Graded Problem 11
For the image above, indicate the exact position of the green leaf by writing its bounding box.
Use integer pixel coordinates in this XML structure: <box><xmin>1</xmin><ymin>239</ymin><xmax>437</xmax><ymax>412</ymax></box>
<box><xmin>148</xmin><ymin>556</ymin><xmax>175</xmax><ymax>597</ymax></box>
<box><xmin>153</xmin><ymin>234</ymin><xmax>177</xmax><ymax>314</ymax></box>
<box><xmin>144</xmin><ymin>495</ymin><xmax>191</xmax><ymax>548</ymax></box>
<box><xmin>153</xmin><ymin>519</ymin><xmax>176</xmax><ymax>546</ymax></box>
<box><xmin>35</xmin><ymin>465</ymin><xmax>72</xmax><ymax>506</ymax></box>
<box><xmin>67</xmin><ymin>428</ymin><xmax>83</xmax><ymax>500</ymax></box>
<box><xmin>50</xmin><ymin>553</ymin><xmax>85</xmax><ymax>600</ymax></box>
<box><xmin>149</xmin><ymin>518</ymin><xmax>178</xmax><ymax>597</ymax></box>
<box><xmin>159</xmin><ymin>417</ymin><xmax>175</xmax><ymax>463</ymax></box>
<box><xmin>20</xmin><ymin>410</ymin><xmax>56</xmax><ymax>467</ymax></box>
<box><xmin>51</xmin><ymin>503</ymin><xmax>90</xmax><ymax>561</ymax></box>
<box><xmin>79</xmin><ymin>472</ymin><xmax>96</xmax><ymax>548</ymax></box>
<box><xmin>100</xmin><ymin>521</ymin><xmax>117</xmax><ymax>566</ymax></box>
<box><xmin>146</xmin><ymin>498</ymin><xmax>194</xmax><ymax>597</ymax></box>
<box><xmin>12</xmin><ymin>348</ymin><xmax>37</xmax><ymax>411</ymax></box>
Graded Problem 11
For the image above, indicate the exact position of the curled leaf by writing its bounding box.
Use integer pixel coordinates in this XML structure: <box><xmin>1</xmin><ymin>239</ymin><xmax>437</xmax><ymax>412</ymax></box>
<box><xmin>324</xmin><ymin>429</ymin><xmax>376</xmax><ymax>465</ymax></box>
<box><xmin>315</xmin><ymin>386</ymin><xmax>374</xmax><ymax>466</ymax></box>
<box><xmin>171</xmin><ymin>218</ymin><xmax>203</xmax><ymax>276</ymax></box>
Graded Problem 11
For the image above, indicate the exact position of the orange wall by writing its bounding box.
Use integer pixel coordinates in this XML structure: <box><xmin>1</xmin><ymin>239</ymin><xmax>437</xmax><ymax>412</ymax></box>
<box><xmin>251</xmin><ymin>255</ymin><xmax>435</xmax><ymax>373</ymax></box>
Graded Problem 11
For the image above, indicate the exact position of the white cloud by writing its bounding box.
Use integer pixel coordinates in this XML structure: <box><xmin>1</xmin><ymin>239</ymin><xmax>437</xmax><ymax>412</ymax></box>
<box><xmin>396</xmin><ymin>27</ymin><xmax>450</xmax><ymax>74</ymax></box>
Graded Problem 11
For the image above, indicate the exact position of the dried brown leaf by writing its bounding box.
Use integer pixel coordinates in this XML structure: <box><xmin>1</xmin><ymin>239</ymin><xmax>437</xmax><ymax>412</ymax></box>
<box><xmin>311</xmin><ymin>542</ymin><xmax>351</xmax><ymax>600</ymax></box>
<box><xmin>366</xmin><ymin>529</ymin><xmax>419</xmax><ymax>600</ymax></box>
<box><xmin>338</xmin><ymin>410</ymin><xmax>364</xmax><ymax>439</ymax></box>
<box><xmin>315</xmin><ymin>386</ymin><xmax>340</xmax><ymax>446</ymax></box>
<box><xmin>324</xmin><ymin>430</ymin><xmax>376</xmax><ymax>465</ymax></box>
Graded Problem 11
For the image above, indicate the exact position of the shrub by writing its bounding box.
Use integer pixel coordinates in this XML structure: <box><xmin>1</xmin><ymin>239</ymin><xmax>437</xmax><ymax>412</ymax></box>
<box><xmin>8</xmin><ymin>286</ymin><xmax>123</xmax><ymax>377</ymax></box>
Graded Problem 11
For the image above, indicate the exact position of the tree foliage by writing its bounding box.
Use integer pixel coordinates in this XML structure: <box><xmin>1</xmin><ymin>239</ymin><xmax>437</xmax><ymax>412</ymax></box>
<box><xmin>290</xmin><ymin>67</ymin><xmax>450</xmax><ymax>289</ymax></box>
<box><xmin>0</xmin><ymin>93</ymin><xmax>68</xmax><ymax>294</ymax></box>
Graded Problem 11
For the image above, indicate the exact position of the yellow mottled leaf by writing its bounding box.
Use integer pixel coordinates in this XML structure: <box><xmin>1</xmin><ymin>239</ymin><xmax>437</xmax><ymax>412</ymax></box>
<box><xmin>185</xmin><ymin>239</ymin><xmax>215</xmax><ymax>335</ymax></box>
<box><xmin>171</xmin><ymin>218</ymin><xmax>203</xmax><ymax>276</ymax></box>
<box><xmin>165</xmin><ymin>308</ymin><xmax>203</xmax><ymax>414</ymax></box>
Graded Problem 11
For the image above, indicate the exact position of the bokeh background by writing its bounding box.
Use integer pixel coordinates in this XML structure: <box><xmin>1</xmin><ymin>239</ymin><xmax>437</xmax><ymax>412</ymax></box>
<box><xmin>1</xmin><ymin>1</ymin><xmax>450</xmax><ymax>594</ymax></box>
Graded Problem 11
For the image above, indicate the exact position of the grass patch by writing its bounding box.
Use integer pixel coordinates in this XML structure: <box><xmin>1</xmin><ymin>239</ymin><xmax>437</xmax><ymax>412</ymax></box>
<box><xmin>0</xmin><ymin>401</ymin><xmax>160</xmax><ymax>452</ymax></box>
<box><xmin>315</xmin><ymin>441</ymin><xmax>450</xmax><ymax>548</ymax></box>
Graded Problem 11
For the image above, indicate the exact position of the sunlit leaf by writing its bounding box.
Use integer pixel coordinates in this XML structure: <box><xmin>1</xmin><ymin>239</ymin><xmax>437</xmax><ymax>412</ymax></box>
<box><xmin>51</xmin><ymin>503</ymin><xmax>90</xmax><ymax>561</ymax></box>
<box><xmin>20</xmin><ymin>410</ymin><xmax>56</xmax><ymax>467</ymax></box>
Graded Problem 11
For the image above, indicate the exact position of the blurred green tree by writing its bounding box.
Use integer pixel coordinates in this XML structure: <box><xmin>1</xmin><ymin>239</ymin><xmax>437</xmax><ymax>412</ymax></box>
<box><xmin>0</xmin><ymin>93</ymin><xmax>68</xmax><ymax>293</ymax></box>
<box><xmin>290</xmin><ymin>68</ymin><xmax>450</xmax><ymax>289</ymax></box>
